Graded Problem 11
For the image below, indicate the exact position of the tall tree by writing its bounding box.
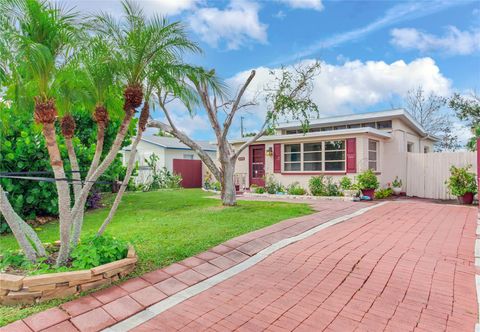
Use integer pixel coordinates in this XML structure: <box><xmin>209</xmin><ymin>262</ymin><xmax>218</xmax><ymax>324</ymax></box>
<box><xmin>404</xmin><ymin>87</ymin><xmax>460</xmax><ymax>151</ymax></box>
<box><xmin>149</xmin><ymin>62</ymin><xmax>321</xmax><ymax>206</ymax></box>
<box><xmin>449</xmin><ymin>92</ymin><xmax>480</xmax><ymax>150</ymax></box>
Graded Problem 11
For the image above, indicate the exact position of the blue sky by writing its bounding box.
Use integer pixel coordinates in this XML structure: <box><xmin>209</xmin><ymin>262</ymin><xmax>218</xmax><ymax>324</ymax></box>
<box><xmin>68</xmin><ymin>0</ymin><xmax>480</xmax><ymax>142</ymax></box>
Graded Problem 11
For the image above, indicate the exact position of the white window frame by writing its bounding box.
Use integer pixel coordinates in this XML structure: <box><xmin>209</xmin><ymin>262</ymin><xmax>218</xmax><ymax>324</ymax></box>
<box><xmin>368</xmin><ymin>139</ymin><xmax>378</xmax><ymax>171</ymax></box>
<box><xmin>282</xmin><ymin>140</ymin><xmax>346</xmax><ymax>173</ymax></box>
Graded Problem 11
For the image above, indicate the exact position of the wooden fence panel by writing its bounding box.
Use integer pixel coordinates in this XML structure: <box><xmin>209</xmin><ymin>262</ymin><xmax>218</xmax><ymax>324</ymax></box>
<box><xmin>406</xmin><ymin>152</ymin><xmax>477</xmax><ymax>200</ymax></box>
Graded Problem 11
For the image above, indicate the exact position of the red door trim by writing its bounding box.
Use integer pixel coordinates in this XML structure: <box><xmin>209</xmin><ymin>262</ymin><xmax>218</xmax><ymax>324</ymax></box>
<box><xmin>249</xmin><ymin>144</ymin><xmax>265</xmax><ymax>187</ymax></box>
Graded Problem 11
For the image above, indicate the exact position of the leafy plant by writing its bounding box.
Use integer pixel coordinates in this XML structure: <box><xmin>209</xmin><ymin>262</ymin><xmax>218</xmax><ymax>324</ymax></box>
<box><xmin>375</xmin><ymin>188</ymin><xmax>393</xmax><ymax>199</ymax></box>
<box><xmin>309</xmin><ymin>175</ymin><xmax>341</xmax><ymax>196</ymax></box>
<box><xmin>71</xmin><ymin>234</ymin><xmax>128</xmax><ymax>269</ymax></box>
<box><xmin>339</xmin><ymin>176</ymin><xmax>353</xmax><ymax>190</ymax></box>
<box><xmin>445</xmin><ymin>165</ymin><xmax>477</xmax><ymax>196</ymax></box>
<box><xmin>287</xmin><ymin>182</ymin><xmax>306</xmax><ymax>195</ymax></box>
<box><xmin>265</xmin><ymin>175</ymin><xmax>284</xmax><ymax>194</ymax></box>
<box><xmin>211</xmin><ymin>181</ymin><xmax>222</xmax><ymax>191</ymax></box>
<box><xmin>356</xmin><ymin>169</ymin><xmax>379</xmax><ymax>190</ymax></box>
<box><xmin>143</xmin><ymin>154</ymin><xmax>183</xmax><ymax>191</ymax></box>
<box><xmin>391</xmin><ymin>177</ymin><xmax>402</xmax><ymax>188</ymax></box>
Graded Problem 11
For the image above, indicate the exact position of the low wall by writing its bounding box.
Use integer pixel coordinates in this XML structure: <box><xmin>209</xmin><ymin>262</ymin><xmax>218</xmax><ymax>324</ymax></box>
<box><xmin>243</xmin><ymin>192</ymin><xmax>354</xmax><ymax>201</ymax></box>
<box><xmin>0</xmin><ymin>247</ymin><xmax>137</xmax><ymax>305</ymax></box>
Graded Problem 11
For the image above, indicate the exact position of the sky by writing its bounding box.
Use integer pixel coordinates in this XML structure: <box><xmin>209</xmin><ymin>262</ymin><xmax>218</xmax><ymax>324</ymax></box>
<box><xmin>64</xmin><ymin>0</ymin><xmax>480</xmax><ymax>143</ymax></box>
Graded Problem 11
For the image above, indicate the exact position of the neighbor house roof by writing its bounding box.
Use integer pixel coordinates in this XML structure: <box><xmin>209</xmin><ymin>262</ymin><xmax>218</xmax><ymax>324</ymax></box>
<box><xmin>277</xmin><ymin>108</ymin><xmax>433</xmax><ymax>138</ymax></box>
<box><xmin>229</xmin><ymin>127</ymin><xmax>392</xmax><ymax>144</ymax></box>
<box><xmin>125</xmin><ymin>135</ymin><xmax>216</xmax><ymax>152</ymax></box>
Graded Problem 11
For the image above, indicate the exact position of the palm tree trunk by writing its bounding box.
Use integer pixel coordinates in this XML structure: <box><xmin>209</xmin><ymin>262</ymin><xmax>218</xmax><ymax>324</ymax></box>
<box><xmin>97</xmin><ymin>127</ymin><xmax>143</xmax><ymax>235</ymax></box>
<box><xmin>70</xmin><ymin>123</ymin><xmax>105</xmax><ymax>246</ymax></box>
<box><xmin>41</xmin><ymin>123</ymin><xmax>72</xmax><ymax>266</ymax></box>
<box><xmin>0</xmin><ymin>186</ymin><xmax>43</xmax><ymax>262</ymax></box>
<box><xmin>70</xmin><ymin>110</ymin><xmax>134</xmax><ymax>225</ymax></box>
<box><xmin>65</xmin><ymin>138</ymin><xmax>82</xmax><ymax>201</ymax></box>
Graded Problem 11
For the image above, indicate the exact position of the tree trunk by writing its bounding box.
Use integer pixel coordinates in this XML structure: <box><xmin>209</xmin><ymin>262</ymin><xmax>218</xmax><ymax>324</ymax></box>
<box><xmin>97</xmin><ymin>127</ymin><xmax>143</xmax><ymax>236</ymax></box>
<box><xmin>70</xmin><ymin>124</ymin><xmax>105</xmax><ymax>247</ymax></box>
<box><xmin>65</xmin><ymin>138</ymin><xmax>82</xmax><ymax>201</ymax></box>
<box><xmin>0</xmin><ymin>186</ymin><xmax>43</xmax><ymax>262</ymax></box>
<box><xmin>221</xmin><ymin>158</ymin><xmax>237</xmax><ymax>206</ymax></box>
<box><xmin>41</xmin><ymin>123</ymin><xmax>72</xmax><ymax>266</ymax></box>
<box><xmin>70</xmin><ymin>111</ymin><xmax>134</xmax><ymax>224</ymax></box>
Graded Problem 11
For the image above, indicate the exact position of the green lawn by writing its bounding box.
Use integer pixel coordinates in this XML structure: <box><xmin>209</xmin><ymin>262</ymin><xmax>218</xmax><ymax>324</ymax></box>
<box><xmin>0</xmin><ymin>189</ymin><xmax>313</xmax><ymax>326</ymax></box>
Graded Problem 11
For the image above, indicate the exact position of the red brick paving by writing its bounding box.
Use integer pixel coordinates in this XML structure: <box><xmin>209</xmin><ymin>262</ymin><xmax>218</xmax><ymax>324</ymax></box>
<box><xmin>3</xmin><ymin>200</ymin><xmax>476</xmax><ymax>332</ymax></box>
<box><xmin>132</xmin><ymin>202</ymin><xmax>478</xmax><ymax>332</ymax></box>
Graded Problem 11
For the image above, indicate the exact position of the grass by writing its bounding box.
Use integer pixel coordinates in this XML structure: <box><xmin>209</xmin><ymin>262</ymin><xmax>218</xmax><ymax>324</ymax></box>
<box><xmin>0</xmin><ymin>189</ymin><xmax>313</xmax><ymax>326</ymax></box>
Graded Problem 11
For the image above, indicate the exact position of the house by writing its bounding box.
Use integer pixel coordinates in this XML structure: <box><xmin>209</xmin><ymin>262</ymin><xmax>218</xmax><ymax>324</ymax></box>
<box><xmin>123</xmin><ymin>135</ymin><xmax>216</xmax><ymax>187</ymax></box>
<box><xmin>230</xmin><ymin>109</ymin><xmax>437</xmax><ymax>190</ymax></box>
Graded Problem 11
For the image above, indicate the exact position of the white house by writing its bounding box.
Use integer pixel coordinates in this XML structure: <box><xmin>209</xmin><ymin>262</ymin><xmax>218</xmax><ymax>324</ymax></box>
<box><xmin>123</xmin><ymin>135</ymin><xmax>216</xmax><ymax>187</ymax></box>
<box><xmin>230</xmin><ymin>109</ymin><xmax>438</xmax><ymax>190</ymax></box>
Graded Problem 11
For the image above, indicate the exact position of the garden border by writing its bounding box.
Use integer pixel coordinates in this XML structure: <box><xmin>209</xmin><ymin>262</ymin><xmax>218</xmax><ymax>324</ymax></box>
<box><xmin>0</xmin><ymin>246</ymin><xmax>137</xmax><ymax>305</ymax></box>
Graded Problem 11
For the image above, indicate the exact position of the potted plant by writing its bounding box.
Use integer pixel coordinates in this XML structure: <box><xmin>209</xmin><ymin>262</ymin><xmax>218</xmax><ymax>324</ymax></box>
<box><xmin>445</xmin><ymin>165</ymin><xmax>477</xmax><ymax>204</ymax></box>
<box><xmin>357</xmin><ymin>169</ymin><xmax>379</xmax><ymax>199</ymax></box>
<box><xmin>391</xmin><ymin>177</ymin><xmax>402</xmax><ymax>195</ymax></box>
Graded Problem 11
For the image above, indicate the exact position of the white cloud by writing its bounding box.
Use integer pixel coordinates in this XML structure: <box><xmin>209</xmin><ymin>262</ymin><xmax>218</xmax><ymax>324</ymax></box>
<box><xmin>189</xmin><ymin>0</ymin><xmax>267</xmax><ymax>50</ymax></box>
<box><xmin>390</xmin><ymin>26</ymin><xmax>480</xmax><ymax>55</ymax></box>
<box><xmin>147</xmin><ymin>0</ymin><xmax>199</xmax><ymax>15</ymax></box>
<box><xmin>278</xmin><ymin>0</ymin><xmax>324</xmax><ymax>11</ymax></box>
<box><xmin>226</xmin><ymin>57</ymin><xmax>451</xmax><ymax>133</ymax></box>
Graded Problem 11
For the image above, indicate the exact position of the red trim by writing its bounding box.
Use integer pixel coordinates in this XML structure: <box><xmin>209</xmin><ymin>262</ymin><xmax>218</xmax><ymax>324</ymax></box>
<box><xmin>477</xmin><ymin>138</ymin><xmax>480</xmax><ymax>207</ymax></box>
<box><xmin>346</xmin><ymin>138</ymin><xmax>356</xmax><ymax>173</ymax></box>
<box><xmin>281</xmin><ymin>172</ymin><xmax>347</xmax><ymax>175</ymax></box>
<box><xmin>273</xmin><ymin>143</ymin><xmax>281</xmax><ymax>173</ymax></box>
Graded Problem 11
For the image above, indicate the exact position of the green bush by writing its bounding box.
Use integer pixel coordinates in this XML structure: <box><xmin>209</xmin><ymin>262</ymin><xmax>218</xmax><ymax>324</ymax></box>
<box><xmin>265</xmin><ymin>175</ymin><xmax>284</xmax><ymax>194</ymax></box>
<box><xmin>445</xmin><ymin>165</ymin><xmax>477</xmax><ymax>196</ymax></box>
<box><xmin>339</xmin><ymin>176</ymin><xmax>353</xmax><ymax>190</ymax></box>
<box><xmin>211</xmin><ymin>181</ymin><xmax>221</xmax><ymax>191</ymax></box>
<box><xmin>71</xmin><ymin>234</ymin><xmax>128</xmax><ymax>270</ymax></box>
<box><xmin>0</xmin><ymin>111</ymin><xmax>133</xmax><ymax>233</ymax></box>
<box><xmin>143</xmin><ymin>154</ymin><xmax>182</xmax><ymax>191</ymax></box>
<box><xmin>356</xmin><ymin>169</ymin><xmax>379</xmax><ymax>190</ymax></box>
<box><xmin>375</xmin><ymin>188</ymin><xmax>393</xmax><ymax>199</ymax></box>
<box><xmin>287</xmin><ymin>182</ymin><xmax>306</xmax><ymax>195</ymax></box>
<box><xmin>309</xmin><ymin>175</ymin><xmax>341</xmax><ymax>196</ymax></box>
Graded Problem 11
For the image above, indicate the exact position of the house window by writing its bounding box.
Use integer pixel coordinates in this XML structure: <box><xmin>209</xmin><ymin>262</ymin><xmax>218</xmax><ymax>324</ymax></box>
<box><xmin>362</xmin><ymin>122</ymin><xmax>376</xmax><ymax>128</ymax></box>
<box><xmin>324</xmin><ymin>141</ymin><xmax>345</xmax><ymax>171</ymax></box>
<box><xmin>376</xmin><ymin>120</ymin><xmax>392</xmax><ymax>129</ymax></box>
<box><xmin>368</xmin><ymin>139</ymin><xmax>378</xmax><ymax>171</ymax></box>
<box><xmin>283</xmin><ymin>140</ymin><xmax>345</xmax><ymax>172</ymax></box>
<box><xmin>303</xmin><ymin>142</ymin><xmax>322</xmax><ymax>171</ymax></box>
<box><xmin>183</xmin><ymin>154</ymin><xmax>194</xmax><ymax>160</ymax></box>
<box><xmin>284</xmin><ymin>144</ymin><xmax>301</xmax><ymax>171</ymax></box>
<box><xmin>407</xmin><ymin>142</ymin><xmax>414</xmax><ymax>152</ymax></box>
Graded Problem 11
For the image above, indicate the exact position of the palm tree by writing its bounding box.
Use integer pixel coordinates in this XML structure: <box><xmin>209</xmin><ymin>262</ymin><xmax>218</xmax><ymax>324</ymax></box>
<box><xmin>69</xmin><ymin>0</ymin><xmax>202</xmax><ymax>224</ymax></box>
<box><xmin>2</xmin><ymin>0</ymin><xmax>81</xmax><ymax>265</ymax></box>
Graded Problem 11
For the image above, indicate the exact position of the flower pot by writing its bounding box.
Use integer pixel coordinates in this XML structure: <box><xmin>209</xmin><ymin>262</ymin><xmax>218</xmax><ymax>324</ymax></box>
<box><xmin>392</xmin><ymin>187</ymin><xmax>402</xmax><ymax>196</ymax></box>
<box><xmin>361</xmin><ymin>188</ymin><xmax>375</xmax><ymax>199</ymax></box>
<box><xmin>458</xmin><ymin>192</ymin><xmax>474</xmax><ymax>205</ymax></box>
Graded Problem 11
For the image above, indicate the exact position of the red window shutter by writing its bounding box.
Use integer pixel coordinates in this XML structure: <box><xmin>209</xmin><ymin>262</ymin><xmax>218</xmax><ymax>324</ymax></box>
<box><xmin>273</xmin><ymin>144</ymin><xmax>281</xmax><ymax>173</ymax></box>
<box><xmin>346</xmin><ymin>138</ymin><xmax>356</xmax><ymax>173</ymax></box>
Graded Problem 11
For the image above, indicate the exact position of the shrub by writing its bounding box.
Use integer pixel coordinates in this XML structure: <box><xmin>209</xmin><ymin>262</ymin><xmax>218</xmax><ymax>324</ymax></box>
<box><xmin>265</xmin><ymin>175</ymin><xmax>284</xmax><ymax>194</ymax></box>
<box><xmin>143</xmin><ymin>154</ymin><xmax>183</xmax><ymax>191</ymax></box>
<box><xmin>391</xmin><ymin>176</ymin><xmax>402</xmax><ymax>188</ymax></box>
<box><xmin>287</xmin><ymin>182</ymin><xmax>306</xmax><ymax>195</ymax></box>
<box><xmin>250</xmin><ymin>184</ymin><xmax>265</xmax><ymax>194</ymax></box>
<box><xmin>356</xmin><ymin>169</ymin><xmax>379</xmax><ymax>190</ymax></box>
<box><xmin>445</xmin><ymin>165</ymin><xmax>477</xmax><ymax>196</ymax></box>
<box><xmin>309</xmin><ymin>176</ymin><xmax>341</xmax><ymax>196</ymax></box>
<box><xmin>339</xmin><ymin>176</ymin><xmax>353</xmax><ymax>190</ymax></box>
<box><xmin>71</xmin><ymin>234</ymin><xmax>128</xmax><ymax>270</ymax></box>
<box><xmin>211</xmin><ymin>181</ymin><xmax>221</xmax><ymax>191</ymax></box>
<box><xmin>375</xmin><ymin>188</ymin><xmax>393</xmax><ymax>199</ymax></box>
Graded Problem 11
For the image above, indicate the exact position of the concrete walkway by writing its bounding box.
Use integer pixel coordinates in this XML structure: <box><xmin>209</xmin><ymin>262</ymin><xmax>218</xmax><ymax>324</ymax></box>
<box><xmin>127</xmin><ymin>202</ymin><xmax>477</xmax><ymax>331</ymax></box>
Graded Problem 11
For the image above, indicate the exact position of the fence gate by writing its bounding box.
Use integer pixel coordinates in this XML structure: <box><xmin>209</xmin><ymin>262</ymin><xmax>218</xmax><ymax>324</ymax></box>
<box><xmin>406</xmin><ymin>152</ymin><xmax>477</xmax><ymax>200</ymax></box>
<box><xmin>173</xmin><ymin>159</ymin><xmax>202</xmax><ymax>188</ymax></box>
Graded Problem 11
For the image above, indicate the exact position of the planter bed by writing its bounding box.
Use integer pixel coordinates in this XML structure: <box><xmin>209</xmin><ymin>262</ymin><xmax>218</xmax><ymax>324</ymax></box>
<box><xmin>243</xmin><ymin>192</ymin><xmax>354</xmax><ymax>201</ymax></box>
<box><xmin>0</xmin><ymin>246</ymin><xmax>137</xmax><ymax>305</ymax></box>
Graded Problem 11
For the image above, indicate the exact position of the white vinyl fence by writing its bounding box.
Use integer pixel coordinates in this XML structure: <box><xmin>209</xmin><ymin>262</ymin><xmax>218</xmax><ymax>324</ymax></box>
<box><xmin>406</xmin><ymin>152</ymin><xmax>477</xmax><ymax>200</ymax></box>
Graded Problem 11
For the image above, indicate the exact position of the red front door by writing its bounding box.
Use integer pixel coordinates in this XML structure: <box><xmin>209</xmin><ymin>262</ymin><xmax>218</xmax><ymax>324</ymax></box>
<box><xmin>249</xmin><ymin>144</ymin><xmax>265</xmax><ymax>187</ymax></box>
<box><xmin>173</xmin><ymin>159</ymin><xmax>202</xmax><ymax>188</ymax></box>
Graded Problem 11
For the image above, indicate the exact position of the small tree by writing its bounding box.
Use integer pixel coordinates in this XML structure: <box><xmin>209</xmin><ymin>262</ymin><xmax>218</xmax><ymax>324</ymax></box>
<box><xmin>449</xmin><ymin>92</ymin><xmax>480</xmax><ymax>150</ymax></box>
<box><xmin>149</xmin><ymin>62</ymin><xmax>321</xmax><ymax>206</ymax></box>
<box><xmin>403</xmin><ymin>87</ymin><xmax>460</xmax><ymax>151</ymax></box>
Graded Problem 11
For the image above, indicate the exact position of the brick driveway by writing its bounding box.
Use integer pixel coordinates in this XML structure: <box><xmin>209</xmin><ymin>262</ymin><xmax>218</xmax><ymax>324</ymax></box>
<box><xmin>131</xmin><ymin>202</ymin><xmax>478</xmax><ymax>332</ymax></box>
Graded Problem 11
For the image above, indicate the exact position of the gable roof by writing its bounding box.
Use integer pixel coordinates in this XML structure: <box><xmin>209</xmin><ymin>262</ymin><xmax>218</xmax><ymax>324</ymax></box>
<box><xmin>277</xmin><ymin>108</ymin><xmax>432</xmax><ymax>138</ymax></box>
<box><xmin>128</xmin><ymin>135</ymin><xmax>216</xmax><ymax>152</ymax></box>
